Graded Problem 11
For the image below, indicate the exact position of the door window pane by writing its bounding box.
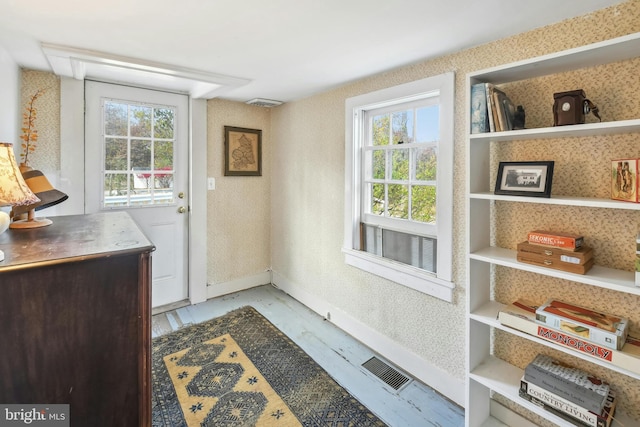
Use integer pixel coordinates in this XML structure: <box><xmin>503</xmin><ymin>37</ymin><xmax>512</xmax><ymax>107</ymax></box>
<box><xmin>105</xmin><ymin>138</ymin><xmax>127</xmax><ymax>171</ymax></box>
<box><xmin>131</xmin><ymin>139</ymin><xmax>151</xmax><ymax>170</ymax></box>
<box><xmin>102</xmin><ymin>99</ymin><xmax>177</xmax><ymax>208</ymax></box>
<box><xmin>129</xmin><ymin>105</ymin><xmax>152</xmax><ymax>137</ymax></box>
<box><xmin>105</xmin><ymin>102</ymin><xmax>128</xmax><ymax>136</ymax></box>
<box><xmin>154</xmin><ymin>108</ymin><xmax>175</xmax><ymax>139</ymax></box>
<box><xmin>154</xmin><ymin>141</ymin><xmax>173</xmax><ymax>170</ymax></box>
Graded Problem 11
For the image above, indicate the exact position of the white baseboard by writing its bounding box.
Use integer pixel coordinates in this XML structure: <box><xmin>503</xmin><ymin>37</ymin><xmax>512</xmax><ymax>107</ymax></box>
<box><xmin>272</xmin><ymin>270</ymin><xmax>465</xmax><ymax>407</ymax></box>
<box><xmin>206</xmin><ymin>271</ymin><xmax>272</xmax><ymax>300</ymax></box>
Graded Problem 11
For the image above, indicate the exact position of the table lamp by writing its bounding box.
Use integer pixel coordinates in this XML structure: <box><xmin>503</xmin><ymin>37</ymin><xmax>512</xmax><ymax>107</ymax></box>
<box><xmin>0</xmin><ymin>142</ymin><xmax>41</xmax><ymax>261</ymax></box>
<box><xmin>10</xmin><ymin>169</ymin><xmax>68</xmax><ymax>229</ymax></box>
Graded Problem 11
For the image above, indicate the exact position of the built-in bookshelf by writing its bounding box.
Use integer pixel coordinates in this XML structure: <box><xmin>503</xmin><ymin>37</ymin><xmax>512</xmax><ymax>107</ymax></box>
<box><xmin>466</xmin><ymin>32</ymin><xmax>640</xmax><ymax>426</ymax></box>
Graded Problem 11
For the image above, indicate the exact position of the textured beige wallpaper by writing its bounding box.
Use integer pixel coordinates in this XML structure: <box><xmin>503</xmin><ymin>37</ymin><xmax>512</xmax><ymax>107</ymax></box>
<box><xmin>269</xmin><ymin>1</ymin><xmax>640</xmax><ymax>424</ymax></box>
<box><xmin>206</xmin><ymin>99</ymin><xmax>271</xmax><ymax>286</ymax></box>
<box><xmin>20</xmin><ymin>70</ymin><xmax>60</xmax><ymax>172</ymax></box>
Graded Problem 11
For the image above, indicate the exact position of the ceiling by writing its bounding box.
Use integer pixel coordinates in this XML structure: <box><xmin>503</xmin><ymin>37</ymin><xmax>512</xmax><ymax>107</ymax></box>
<box><xmin>0</xmin><ymin>0</ymin><xmax>625</xmax><ymax>104</ymax></box>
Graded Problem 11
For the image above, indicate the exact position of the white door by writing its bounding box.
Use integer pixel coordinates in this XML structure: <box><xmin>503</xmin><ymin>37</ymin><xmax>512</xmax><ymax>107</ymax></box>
<box><xmin>85</xmin><ymin>81</ymin><xmax>189</xmax><ymax>307</ymax></box>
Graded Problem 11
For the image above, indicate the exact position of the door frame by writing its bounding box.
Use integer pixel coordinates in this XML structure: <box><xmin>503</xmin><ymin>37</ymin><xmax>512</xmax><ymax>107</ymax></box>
<box><xmin>59</xmin><ymin>77</ymin><xmax>207</xmax><ymax>305</ymax></box>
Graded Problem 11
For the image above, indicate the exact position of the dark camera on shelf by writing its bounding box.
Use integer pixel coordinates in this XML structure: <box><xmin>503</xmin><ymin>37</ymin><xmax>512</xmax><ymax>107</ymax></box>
<box><xmin>553</xmin><ymin>89</ymin><xmax>601</xmax><ymax>126</ymax></box>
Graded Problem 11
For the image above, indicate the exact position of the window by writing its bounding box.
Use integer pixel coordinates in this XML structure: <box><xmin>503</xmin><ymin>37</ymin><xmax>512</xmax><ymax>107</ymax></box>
<box><xmin>101</xmin><ymin>99</ymin><xmax>176</xmax><ymax>208</ymax></box>
<box><xmin>343</xmin><ymin>73</ymin><xmax>455</xmax><ymax>302</ymax></box>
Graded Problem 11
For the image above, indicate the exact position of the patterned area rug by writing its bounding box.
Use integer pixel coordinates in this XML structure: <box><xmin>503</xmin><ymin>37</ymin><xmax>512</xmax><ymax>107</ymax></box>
<box><xmin>152</xmin><ymin>306</ymin><xmax>387</xmax><ymax>426</ymax></box>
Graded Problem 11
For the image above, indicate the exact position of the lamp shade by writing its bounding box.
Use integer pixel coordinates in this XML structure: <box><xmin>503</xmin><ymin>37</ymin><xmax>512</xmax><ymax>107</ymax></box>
<box><xmin>12</xmin><ymin>169</ymin><xmax>68</xmax><ymax>215</ymax></box>
<box><xmin>0</xmin><ymin>142</ymin><xmax>40</xmax><ymax>207</ymax></box>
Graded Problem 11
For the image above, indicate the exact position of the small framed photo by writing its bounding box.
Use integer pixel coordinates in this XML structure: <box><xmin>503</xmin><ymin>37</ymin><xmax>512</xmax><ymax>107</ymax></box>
<box><xmin>224</xmin><ymin>126</ymin><xmax>262</xmax><ymax>176</ymax></box>
<box><xmin>494</xmin><ymin>161</ymin><xmax>554</xmax><ymax>198</ymax></box>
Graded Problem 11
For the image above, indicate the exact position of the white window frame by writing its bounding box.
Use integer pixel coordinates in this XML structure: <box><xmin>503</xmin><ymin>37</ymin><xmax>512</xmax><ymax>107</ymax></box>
<box><xmin>343</xmin><ymin>72</ymin><xmax>455</xmax><ymax>302</ymax></box>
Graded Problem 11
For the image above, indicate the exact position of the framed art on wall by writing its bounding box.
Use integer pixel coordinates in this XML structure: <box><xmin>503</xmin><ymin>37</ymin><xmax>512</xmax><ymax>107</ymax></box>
<box><xmin>494</xmin><ymin>161</ymin><xmax>554</xmax><ymax>198</ymax></box>
<box><xmin>224</xmin><ymin>126</ymin><xmax>262</xmax><ymax>176</ymax></box>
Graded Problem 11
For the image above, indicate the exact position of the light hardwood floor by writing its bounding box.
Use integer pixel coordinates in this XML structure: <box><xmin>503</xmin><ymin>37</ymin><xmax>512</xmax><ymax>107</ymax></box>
<box><xmin>152</xmin><ymin>284</ymin><xmax>465</xmax><ymax>427</ymax></box>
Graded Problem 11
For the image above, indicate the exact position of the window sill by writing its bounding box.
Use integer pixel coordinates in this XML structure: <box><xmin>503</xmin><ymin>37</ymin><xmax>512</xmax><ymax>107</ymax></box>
<box><xmin>342</xmin><ymin>248</ymin><xmax>454</xmax><ymax>302</ymax></box>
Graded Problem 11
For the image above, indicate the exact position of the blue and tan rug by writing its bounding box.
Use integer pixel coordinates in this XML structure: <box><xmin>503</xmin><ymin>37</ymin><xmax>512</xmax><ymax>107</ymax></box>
<box><xmin>152</xmin><ymin>306</ymin><xmax>387</xmax><ymax>426</ymax></box>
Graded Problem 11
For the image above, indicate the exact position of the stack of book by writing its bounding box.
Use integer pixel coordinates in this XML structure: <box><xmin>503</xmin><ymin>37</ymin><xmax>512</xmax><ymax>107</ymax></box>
<box><xmin>498</xmin><ymin>299</ymin><xmax>640</xmax><ymax>374</ymax></box>
<box><xmin>520</xmin><ymin>354</ymin><xmax>616</xmax><ymax>426</ymax></box>
<box><xmin>535</xmin><ymin>299</ymin><xmax>629</xmax><ymax>351</ymax></box>
<box><xmin>470</xmin><ymin>83</ymin><xmax>517</xmax><ymax>133</ymax></box>
<box><xmin>517</xmin><ymin>230</ymin><xmax>593</xmax><ymax>275</ymax></box>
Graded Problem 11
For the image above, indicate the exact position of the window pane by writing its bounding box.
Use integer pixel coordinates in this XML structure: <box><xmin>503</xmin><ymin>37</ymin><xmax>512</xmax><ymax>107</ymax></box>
<box><xmin>105</xmin><ymin>138</ymin><xmax>127</xmax><ymax>171</ymax></box>
<box><xmin>103</xmin><ymin>173</ymin><xmax>129</xmax><ymax>207</ymax></box>
<box><xmin>372</xmin><ymin>114</ymin><xmax>389</xmax><ymax>146</ymax></box>
<box><xmin>388</xmin><ymin>184</ymin><xmax>408</xmax><ymax>219</ymax></box>
<box><xmin>154</xmin><ymin>108</ymin><xmax>175</xmax><ymax>139</ymax></box>
<box><xmin>129</xmin><ymin>105</ymin><xmax>152</xmax><ymax>137</ymax></box>
<box><xmin>361</xmin><ymin>223</ymin><xmax>382</xmax><ymax>256</ymax></box>
<box><xmin>411</xmin><ymin>185</ymin><xmax>436</xmax><ymax>223</ymax></box>
<box><xmin>131</xmin><ymin>139</ymin><xmax>151</xmax><ymax>170</ymax></box>
<box><xmin>371</xmin><ymin>149</ymin><xmax>385</xmax><ymax>179</ymax></box>
<box><xmin>392</xmin><ymin>110</ymin><xmax>413</xmax><ymax>144</ymax></box>
<box><xmin>416</xmin><ymin>105</ymin><xmax>439</xmax><ymax>143</ymax></box>
<box><xmin>361</xmin><ymin>226</ymin><xmax>438</xmax><ymax>273</ymax></box>
<box><xmin>154</xmin><ymin>141</ymin><xmax>174</xmax><ymax>170</ymax></box>
<box><xmin>414</xmin><ymin>147</ymin><xmax>437</xmax><ymax>181</ymax></box>
<box><xmin>131</xmin><ymin>174</ymin><xmax>152</xmax><ymax>206</ymax></box>
<box><xmin>105</xmin><ymin>102</ymin><xmax>128</xmax><ymax>136</ymax></box>
<box><xmin>391</xmin><ymin>149</ymin><xmax>409</xmax><ymax>180</ymax></box>
<box><xmin>371</xmin><ymin>183</ymin><xmax>385</xmax><ymax>216</ymax></box>
<box><xmin>155</xmin><ymin>171</ymin><xmax>173</xmax><ymax>189</ymax></box>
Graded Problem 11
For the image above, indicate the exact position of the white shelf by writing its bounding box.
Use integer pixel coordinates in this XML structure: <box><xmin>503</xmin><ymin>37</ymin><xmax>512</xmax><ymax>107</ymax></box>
<box><xmin>469</xmin><ymin>192</ymin><xmax>640</xmax><ymax>210</ymax></box>
<box><xmin>469</xmin><ymin>118</ymin><xmax>640</xmax><ymax>142</ymax></box>
<box><xmin>469</xmin><ymin>32</ymin><xmax>640</xmax><ymax>84</ymax></box>
<box><xmin>470</xmin><ymin>246</ymin><xmax>640</xmax><ymax>295</ymax></box>
<box><xmin>469</xmin><ymin>356</ymin><xmax>635</xmax><ymax>427</ymax></box>
<box><xmin>466</xmin><ymin>31</ymin><xmax>640</xmax><ymax>427</ymax></box>
<box><xmin>469</xmin><ymin>301</ymin><xmax>640</xmax><ymax>380</ymax></box>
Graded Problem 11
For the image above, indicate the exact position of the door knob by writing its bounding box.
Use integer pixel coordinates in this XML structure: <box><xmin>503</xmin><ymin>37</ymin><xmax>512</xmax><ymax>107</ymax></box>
<box><xmin>178</xmin><ymin>206</ymin><xmax>186</xmax><ymax>214</ymax></box>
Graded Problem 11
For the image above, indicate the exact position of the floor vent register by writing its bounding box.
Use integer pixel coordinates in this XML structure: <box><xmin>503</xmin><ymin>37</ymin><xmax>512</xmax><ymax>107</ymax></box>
<box><xmin>362</xmin><ymin>356</ymin><xmax>411</xmax><ymax>391</ymax></box>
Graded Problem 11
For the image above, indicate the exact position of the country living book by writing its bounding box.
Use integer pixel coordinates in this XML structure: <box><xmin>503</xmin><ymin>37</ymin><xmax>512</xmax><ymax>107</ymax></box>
<box><xmin>470</xmin><ymin>83</ymin><xmax>489</xmax><ymax>134</ymax></box>
<box><xmin>527</xmin><ymin>230</ymin><xmax>584</xmax><ymax>251</ymax></box>
<box><xmin>524</xmin><ymin>354</ymin><xmax>610</xmax><ymax>414</ymax></box>
<box><xmin>519</xmin><ymin>378</ymin><xmax>617</xmax><ymax>427</ymax></box>
<box><xmin>497</xmin><ymin>300</ymin><xmax>640</xmax><ymax>375</ymax></box>
<box><xmin>535</xmin><ymin>299</ymin><xmax>629</xmax><ymax>351</ymax></box>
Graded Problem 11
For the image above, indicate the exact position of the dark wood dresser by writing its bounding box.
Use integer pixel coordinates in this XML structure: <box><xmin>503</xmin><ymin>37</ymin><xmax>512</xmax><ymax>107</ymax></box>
<box><xmin>0</xmin><ymin>211</ymin><xmax>154</xmax><ymax>426</ymax></box>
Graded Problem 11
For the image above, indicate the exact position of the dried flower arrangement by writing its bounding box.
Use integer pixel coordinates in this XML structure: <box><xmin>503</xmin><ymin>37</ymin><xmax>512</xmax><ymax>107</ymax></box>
<box><xmin>20</xmin><ymin>88</ymin><xmax>46</xmax><ymax>167</ymax></box>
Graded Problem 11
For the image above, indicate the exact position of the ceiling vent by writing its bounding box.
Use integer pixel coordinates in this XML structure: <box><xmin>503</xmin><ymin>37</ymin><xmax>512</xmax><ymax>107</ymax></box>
<box><xmin>246</xmin><ymin>98</ymin><xmax>283</xmax><ymax>108</ymax></box>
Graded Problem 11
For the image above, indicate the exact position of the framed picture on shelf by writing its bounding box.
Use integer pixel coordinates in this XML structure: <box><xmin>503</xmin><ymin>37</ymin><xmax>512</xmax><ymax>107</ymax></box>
<box><xmin>224</xmin><ymin>126</ymin><xmax>262</xmax><ymax>176</ymax></box>
<box><xmin>494</xmin><ymin>161</ymin><xmax>554</xmax><ymax>198</ymax></box>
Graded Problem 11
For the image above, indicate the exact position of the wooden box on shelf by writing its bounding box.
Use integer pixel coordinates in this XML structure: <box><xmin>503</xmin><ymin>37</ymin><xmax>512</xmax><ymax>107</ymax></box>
<box><xmin>517</xmin><ymin>241</ymin><xmax>594</xmax><ymax>275</ymax></box>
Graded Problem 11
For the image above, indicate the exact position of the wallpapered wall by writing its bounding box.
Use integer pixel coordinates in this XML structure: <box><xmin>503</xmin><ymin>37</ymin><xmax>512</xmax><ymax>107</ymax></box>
<box><xmin>206</xmin><ymin>99</ymin><xmax>272</xmax><ymax>286</ymax></box>
<box><xmin>20</xmin><ymin>70</ymin><xmax>59</xmax><ymax>172</ymax></box>
<box><xmin>268</xmin><ymin>1</ymin><xmax>639</xmax><ymax>424</ymax></box>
